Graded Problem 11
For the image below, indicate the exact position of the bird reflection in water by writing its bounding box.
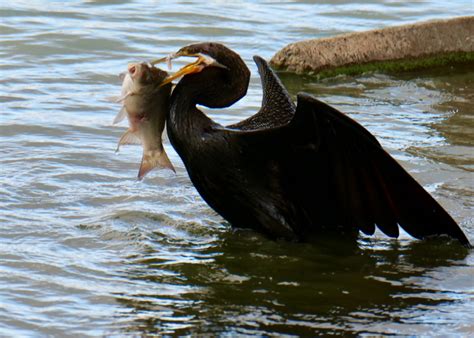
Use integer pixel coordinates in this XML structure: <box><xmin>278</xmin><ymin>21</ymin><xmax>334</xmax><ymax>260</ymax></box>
<box><xmin>115</xmin><ymin>231</ymin><xmax>470</xmax><ymax>335</ymax></box>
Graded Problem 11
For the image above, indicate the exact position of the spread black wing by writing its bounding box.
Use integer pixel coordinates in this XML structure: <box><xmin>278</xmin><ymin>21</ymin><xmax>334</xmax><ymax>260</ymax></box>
<box><xmin>220</xmin><ymin>93</ymin><xmax>471</xmax><ymax>247</ymax></box>
<box><xmin>228</xmin><ymin>56</ymin><xmax>295</xmax><ymax>130</ymax></box>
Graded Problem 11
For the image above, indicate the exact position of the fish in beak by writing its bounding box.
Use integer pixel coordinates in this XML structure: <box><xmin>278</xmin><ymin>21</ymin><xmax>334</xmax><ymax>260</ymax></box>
<box><xmin>114</xmin><ymin>62</ymin><xmax>175</xmax><ymax>179</ymax></box>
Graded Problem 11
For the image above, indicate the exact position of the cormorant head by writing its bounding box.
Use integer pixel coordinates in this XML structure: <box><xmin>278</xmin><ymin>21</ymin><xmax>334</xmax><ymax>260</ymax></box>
<box><xmin>153</xmin><ymin>42</ymin><xmax>251</xmax><ymax>108</ymax></box>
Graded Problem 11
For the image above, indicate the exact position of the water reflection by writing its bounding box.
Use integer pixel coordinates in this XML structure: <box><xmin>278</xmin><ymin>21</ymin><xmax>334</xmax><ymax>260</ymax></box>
<box><xmin>117</xmin><ymin>230</ymin><xmax>470</xmax><ymax>335</ymax></box>
<box><xmin>411</xmin><ymin>67</ymin><xmax>474</xmax><ymax>166</ymax></box>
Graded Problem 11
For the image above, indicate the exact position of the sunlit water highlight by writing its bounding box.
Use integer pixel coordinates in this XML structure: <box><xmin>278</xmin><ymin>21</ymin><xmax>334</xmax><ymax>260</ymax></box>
<box><xmin>1</xmin><ymin>1</ymin><xmax>473</xmax><ymax>336</ymax></box>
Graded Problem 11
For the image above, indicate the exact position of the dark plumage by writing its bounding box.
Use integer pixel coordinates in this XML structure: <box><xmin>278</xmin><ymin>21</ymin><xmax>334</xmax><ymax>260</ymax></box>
<box><xmin>164</xmin><ymin>42</ymin><xmax>471</xmax><ymax>247</ymax></box>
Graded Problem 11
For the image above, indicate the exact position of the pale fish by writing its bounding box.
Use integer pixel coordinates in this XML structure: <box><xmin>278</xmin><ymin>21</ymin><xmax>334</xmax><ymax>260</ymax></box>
<box><xmin>114</xmin><ymin>62</ymin><xmax>175</xmax><ymax>179</ymax></box>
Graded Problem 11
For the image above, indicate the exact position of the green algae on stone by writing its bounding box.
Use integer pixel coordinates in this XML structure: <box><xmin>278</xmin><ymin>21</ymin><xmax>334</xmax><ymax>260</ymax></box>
<box><xmin>312</xmin><ymin>52</ymin><xmax>474</xmax><ymax>79</ymax></box>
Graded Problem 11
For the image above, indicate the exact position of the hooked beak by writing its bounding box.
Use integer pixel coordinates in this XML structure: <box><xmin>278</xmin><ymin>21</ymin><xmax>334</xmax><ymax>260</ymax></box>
<box><xmin>152</xmin><ymin>51</ymin><xmax>228</xmax><ymax>87</ymax></box>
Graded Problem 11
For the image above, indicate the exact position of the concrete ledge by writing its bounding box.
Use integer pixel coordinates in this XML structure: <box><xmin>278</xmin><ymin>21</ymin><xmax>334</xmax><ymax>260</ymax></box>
<box><xmin>270</xmin><ymin>16</ymin><xmax>474</xmax><ymax>77</ymax></box>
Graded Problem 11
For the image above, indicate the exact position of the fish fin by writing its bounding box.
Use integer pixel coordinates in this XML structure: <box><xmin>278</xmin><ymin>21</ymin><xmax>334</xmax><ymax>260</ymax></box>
<box><xmin>138</xmin><ymin>148</ymin><xmax>175</xmax><ymax>180</ymax></box>
<box><xmin>113</xmin><ymin>106</ymin><xmax>127</xmax><ymax>124</ymax></box>
<box><xmin>116</xmin><ymin>130</ymin><xmax>141</xmax><ymax>152</ymax></box>
<box><xmin>115</xmin><ymin>91</ymin><xmax>134</xmax><ymax>103</ymax></box>
<box><xmin>106</xmin><ymin>95</ymin><xmax>120</xmax><ymax>103</ymax></box>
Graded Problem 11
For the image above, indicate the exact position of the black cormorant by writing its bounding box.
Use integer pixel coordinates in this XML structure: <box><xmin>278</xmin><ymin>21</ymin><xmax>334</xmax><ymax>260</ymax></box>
<box><xmin>158</xmin><ymin>42</ymin><xmax>471</xmax><ymax>247</ymax></box>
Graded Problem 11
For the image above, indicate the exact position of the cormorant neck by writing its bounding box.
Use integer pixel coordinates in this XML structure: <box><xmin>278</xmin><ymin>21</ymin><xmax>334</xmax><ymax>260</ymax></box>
<box><xmin>169</xmin><ymin>83</ymin><xmax>214</xmax><ymax>128</ymax></box>
<box><xmin>166</xmin><ymin>84</ymin><xmax>214</xmax><ymax>159</ymax></box>
<box><xmin>166</xmin><ymin>43</ymin><xmax>250</xmax><ymax>157</ymax></box>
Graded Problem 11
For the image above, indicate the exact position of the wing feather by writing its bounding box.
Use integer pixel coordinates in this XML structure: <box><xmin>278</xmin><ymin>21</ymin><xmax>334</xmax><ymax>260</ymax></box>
<box><xmin>281</xmin><ymin>93</ymin><xmax>470</xmax><ymax>246</ymax></box>
<box><xmin>228</xmin><ymin>56</ymin><xmax>295</xmax><ymax>130</ymax></box>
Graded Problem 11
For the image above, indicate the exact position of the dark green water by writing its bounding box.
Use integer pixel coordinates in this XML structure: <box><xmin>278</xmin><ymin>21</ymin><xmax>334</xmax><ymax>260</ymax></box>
<box><xmin>0</xmin><ymin>1</ymin><xmax>473</xmax><ymax>336</ymax></box>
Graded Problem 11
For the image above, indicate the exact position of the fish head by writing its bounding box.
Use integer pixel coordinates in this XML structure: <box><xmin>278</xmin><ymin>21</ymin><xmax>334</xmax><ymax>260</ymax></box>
<box><xmin>127</xmin><ymin>62</ymin><xmax>149</xmax><ymax>84</ymax></box>
<box><xmin>127</xmin><ymin>62</ymin><xmax>169</xmax><ymax>87</ymax></box>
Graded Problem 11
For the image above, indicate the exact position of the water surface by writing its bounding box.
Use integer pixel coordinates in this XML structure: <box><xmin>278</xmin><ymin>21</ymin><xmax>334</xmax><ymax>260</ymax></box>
<box><xmin>1</xmin><ymin>1</ymin><xmax>473</xmax><ymax>336</ymax></box>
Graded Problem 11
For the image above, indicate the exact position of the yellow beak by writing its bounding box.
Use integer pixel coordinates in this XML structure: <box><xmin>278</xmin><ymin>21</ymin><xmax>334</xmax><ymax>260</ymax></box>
<box><xmin>152</xmin><ymin>52</ymin><xmax>227</xmax><ymax>87</ymax></box>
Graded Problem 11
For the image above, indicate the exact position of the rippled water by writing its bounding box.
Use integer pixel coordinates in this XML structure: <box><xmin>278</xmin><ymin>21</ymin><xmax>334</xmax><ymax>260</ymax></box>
<box><xmin>1</xmin><ymin>1</ymin><xmax>473</xmax><ymax>336</ymax></box>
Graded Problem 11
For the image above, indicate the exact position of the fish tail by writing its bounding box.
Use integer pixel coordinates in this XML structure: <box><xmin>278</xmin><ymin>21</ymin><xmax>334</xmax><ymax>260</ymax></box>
<box><xmin>138</xmin><ymin>148</ymin><xmax>175</xmax><ymax>180</ymax></box>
